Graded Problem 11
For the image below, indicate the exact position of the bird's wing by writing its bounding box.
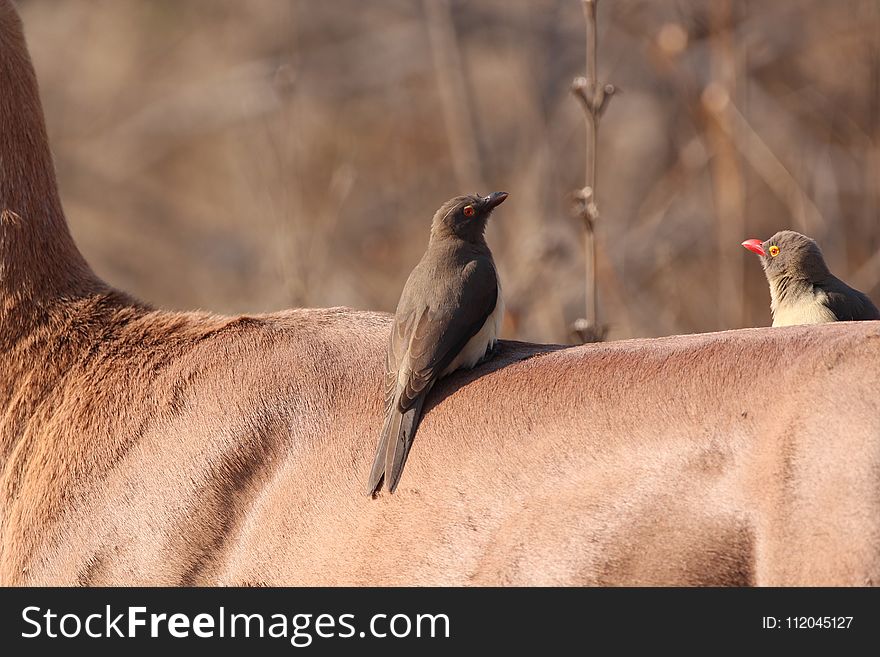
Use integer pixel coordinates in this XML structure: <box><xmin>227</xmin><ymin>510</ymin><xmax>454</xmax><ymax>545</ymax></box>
<box><xmin>820</xmin><ymin>277</ymin><xmax>880</xmax><ymax>321</ymax></box>
<box><xmin>398</xmin><ymin>256</ymin><xmax>498</xmax><ymax>411</ymax></box>
<box><xmin>385</xmin><ymin>309</ymin><xmax>413</xmax><ymax>413</ymax></box>
<box><xmin>366</xmin><ymin>309</ymin><xmax>415</xmax><ymax>494</ymax></box>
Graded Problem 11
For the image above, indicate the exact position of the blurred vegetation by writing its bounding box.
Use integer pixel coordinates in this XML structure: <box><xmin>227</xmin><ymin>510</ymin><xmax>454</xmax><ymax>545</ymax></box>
<box><xmin>21</xmin><ymin>0</ymin><xmax>880</xmax><ymax>342</ymax></box>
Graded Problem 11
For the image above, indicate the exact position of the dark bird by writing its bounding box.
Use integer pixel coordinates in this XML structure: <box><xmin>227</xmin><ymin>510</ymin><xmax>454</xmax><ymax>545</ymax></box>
<box><xmin>742</xmin><ymin>230</ymin><xmax>880</xmax><ymax>326</ymax></box>
<box><xmin>367</xmin><ymin>192</ymin><xmax>508</xmax><ymax>495</ymax></box>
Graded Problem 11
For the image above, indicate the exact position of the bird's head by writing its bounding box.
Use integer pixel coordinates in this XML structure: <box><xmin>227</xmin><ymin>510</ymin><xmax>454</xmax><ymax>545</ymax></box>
<box><xmin>742</xmin><ymin>230</ymin><xmax>831</xmax><ymax>283</ymax></box>
<box><xmin>430</xmin><ymin>191</ymin><xmax>508</xmax><ymax>242</ymax></box>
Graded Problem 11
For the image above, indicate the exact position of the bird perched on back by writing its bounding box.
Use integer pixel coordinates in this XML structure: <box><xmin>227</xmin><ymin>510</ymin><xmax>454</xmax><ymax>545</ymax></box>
<box><xmin>367</xmin><ymin>191</ymin><xmax>508</xmax><ymax>495</ymax></box>
<box><xmin>742</xmin><ymin>230</ymin><xmax>880</xmax><ymax>326</ymax></box>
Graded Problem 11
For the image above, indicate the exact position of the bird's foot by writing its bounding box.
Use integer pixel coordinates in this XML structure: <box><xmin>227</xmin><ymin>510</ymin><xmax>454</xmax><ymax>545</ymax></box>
<box><xmin>477</xmin><ymin>342</ymin><xmax>500</xmax><ymax>366</ymax></box>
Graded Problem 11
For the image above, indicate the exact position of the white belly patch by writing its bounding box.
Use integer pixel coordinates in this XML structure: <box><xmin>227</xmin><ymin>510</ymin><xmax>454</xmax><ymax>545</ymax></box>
<box><xmin>771</xmin><ymin>292</ymin><xmax>836</xmax><ymax>327</ymax></box>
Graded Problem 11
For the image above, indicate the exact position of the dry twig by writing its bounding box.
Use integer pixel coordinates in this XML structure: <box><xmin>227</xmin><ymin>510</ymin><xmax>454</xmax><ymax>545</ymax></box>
<box><xmin>570</xmin><ymin>0</ymin><xmax>615</xmax><ymax>343</ymax></box>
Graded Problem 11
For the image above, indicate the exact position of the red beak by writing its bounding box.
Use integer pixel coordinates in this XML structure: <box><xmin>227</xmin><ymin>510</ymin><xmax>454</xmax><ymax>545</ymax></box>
<box><xmin>741</xmin><ymin>239</ymin><xmax>766</xmax><ymax>257</ymax></box>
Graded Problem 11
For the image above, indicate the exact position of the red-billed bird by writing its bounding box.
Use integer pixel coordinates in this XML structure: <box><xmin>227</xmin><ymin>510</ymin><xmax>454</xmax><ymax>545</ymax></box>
<box><xmin>742</xmin><ymin>230</ymin><xmax>879</xmax><ymax>326</ymax></box>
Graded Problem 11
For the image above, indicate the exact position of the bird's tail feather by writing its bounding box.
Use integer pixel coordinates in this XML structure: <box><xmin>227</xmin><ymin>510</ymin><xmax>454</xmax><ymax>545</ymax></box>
<box><xmin>386</xmin><ymin>396</ymin><xmax>426</xmax><ymax>493</ymax></box>
<box><xmin>366</xmin><ymin>408</ymin><xmax>399</xmax><ymax>495</ymax></box>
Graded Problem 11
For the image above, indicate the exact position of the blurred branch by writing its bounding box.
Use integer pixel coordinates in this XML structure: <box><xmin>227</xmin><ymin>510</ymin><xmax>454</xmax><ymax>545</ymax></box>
<box><xmin>423</xmin><ymin>0</ymin><xmax>485</xmax><ymax>191</ymax></box>
<box><xmin>570</xmin><ymin>0</ymin><xmax>615</xmax><ymax>344</ymax></box>
<box><xmin>702</xmin><ymin>0</ymin><xmax>746</xmax><ymax>330</ymax></box>
<box><xmin>78</xmin><ymin>58</ymin><xmax>295</xmax><ymax>181</ymax></box>
<box><xmin>850</xmin><ymin>247</ymin><xmax>880</xmax><ymax>293</ymax></box>
<box><xmin>723</xmin><ymin>100</ymin><xmax>826</xmax><ymax>235</ymax></box>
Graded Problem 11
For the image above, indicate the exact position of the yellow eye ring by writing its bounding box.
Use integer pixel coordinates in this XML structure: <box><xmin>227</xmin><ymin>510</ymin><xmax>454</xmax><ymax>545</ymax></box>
<box><xmin>463</xmin><ymin>205</ymin><xmax>475</xmax><ymax>217</ymax></box>
<box><xmin>769</xmin><ymin>245</ymin><xmax>780</xmax><ymax>257</ymax></box>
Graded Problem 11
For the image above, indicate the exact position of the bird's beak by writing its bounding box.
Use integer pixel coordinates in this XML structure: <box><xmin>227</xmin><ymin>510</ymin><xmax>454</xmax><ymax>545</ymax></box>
<box><xmin>741</xmin><ymin>239</ymin><xmax>766</xmax><ymax>257</ymax></box>
<box><xmin>482</xmin><ymin>191</ymin><xmax>509</xmax><ymax>210</ymax></box>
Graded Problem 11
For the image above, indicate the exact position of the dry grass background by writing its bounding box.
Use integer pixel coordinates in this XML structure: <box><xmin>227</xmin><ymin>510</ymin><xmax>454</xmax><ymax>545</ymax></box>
<box><xmin>19</xmin><ymin>0</ymin><xmax>880</xmax><ymax>343</ymax></box>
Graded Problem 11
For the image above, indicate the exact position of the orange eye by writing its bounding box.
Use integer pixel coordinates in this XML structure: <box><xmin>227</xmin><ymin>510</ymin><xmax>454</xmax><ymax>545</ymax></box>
<box><xmin>769</xmin><ymin>245</ymin><xmax>780</xmax><ymax>257</ymax></box>
<box><xmin>463</xmin><ymin>205</ymin><xmax>475</xmax><ymax>217</ymax></box>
